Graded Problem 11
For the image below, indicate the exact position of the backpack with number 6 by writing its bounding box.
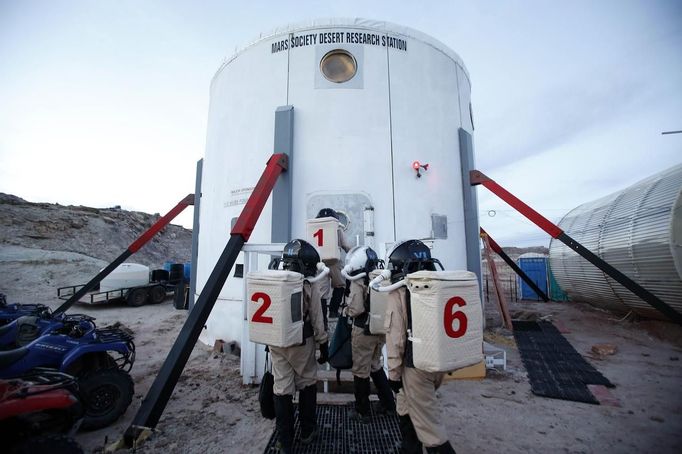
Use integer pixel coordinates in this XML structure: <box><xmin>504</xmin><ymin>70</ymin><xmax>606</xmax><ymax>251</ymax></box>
<box><xmin>406</xmin><ymin>270</ymin><xmax>483</xmax><ymax>372</ymax></box>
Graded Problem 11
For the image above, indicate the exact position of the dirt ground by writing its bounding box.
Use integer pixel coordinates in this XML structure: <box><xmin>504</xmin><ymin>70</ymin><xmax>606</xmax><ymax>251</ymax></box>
<box><xmin>1</xmin><ymin>245</ymin><xmax>681</xmax><ymax>453</ymax></box>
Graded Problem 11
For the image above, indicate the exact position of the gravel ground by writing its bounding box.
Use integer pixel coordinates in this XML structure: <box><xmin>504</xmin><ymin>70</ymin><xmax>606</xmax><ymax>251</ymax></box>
<box><xmin>1</xmin><ymin>245</ymin><xmax>681</xmax><ymax>453</ymax></box>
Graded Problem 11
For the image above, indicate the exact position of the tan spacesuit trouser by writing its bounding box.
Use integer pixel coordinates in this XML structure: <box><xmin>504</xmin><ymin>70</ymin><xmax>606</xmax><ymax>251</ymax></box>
<box><xmin>396</xmin><ymin>367</ymin><xmax>448</xmax><ymax>447</ymax></box>
<box><xmin>270</xmin><ymin>336</ymin><xmax>318</xmax><ymax>396</ymax></box>
<box><xmin>328</xmin><ymin>260</ymin><xmax>345</xmax><ymax>288</ymax></box>
<box><xmin>350</xmin><ymin>325</ymin><xmax>385</xmax><ymax>378</ymax></box>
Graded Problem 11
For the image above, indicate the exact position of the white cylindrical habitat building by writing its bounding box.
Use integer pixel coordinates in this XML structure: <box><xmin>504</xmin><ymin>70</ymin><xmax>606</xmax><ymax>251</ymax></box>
<box><xmin>195</xmin><ymin>18</ymin><xmax>478</xmax><ymax>348</ymax></box>
<box><xmin>549</xmin><ymin>164</ymin><xmax>682</xmax><ymax>319</ymax></box>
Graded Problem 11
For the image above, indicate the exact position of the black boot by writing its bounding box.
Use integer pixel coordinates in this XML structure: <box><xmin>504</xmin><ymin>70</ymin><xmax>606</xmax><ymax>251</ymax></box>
<box><xmin>398</xmin><ymin>414</ymin><xmax>423</xmax><ymax>454</ymax></box>
<box><xmin>320</xmin><ymin>297</ymin><xmax>329</xmax><ymax>330</ymax></box>
<box><xmin>329</xmin><ymin>287</ymin><xmax>344</xmax><ymax>318</ymax></box>
<box><xmin>350</xmin><ymin>376</ymin><xmax>371</xmax><ymax>423</ymax></box>
<box><xmin>426</xmin><ymin>441</ymin><xmax>456</xmax><ymax>453</ymax></box>
<box><xmin>298</xmin><ymin>384</ymin><xmax>318</xmax><ymax>445</ymax></box>
<box><xmin>370</xmin><ymin>369</ymin><xmax>396</xmax><ymax>414</ymax></box>
<box><xmin>274</xmin><ymin>394</ymin><xmax>295</xmax><ymax>453</ymax></box>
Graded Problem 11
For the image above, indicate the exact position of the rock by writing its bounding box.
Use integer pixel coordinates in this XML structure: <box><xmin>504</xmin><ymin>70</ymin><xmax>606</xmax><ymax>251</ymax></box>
<box><xmin>213</xmin><ymin>339</ymin><xmax>225</xmax><ymax>354</ymax></box>
<box><xmin>0</xmin><ymin>192</ymin><xmax>191</xmax><ymax>268</ymax></box>
<box><xmin>100</xmin><ymin>322</ymin><xmax>135</xmax><ymax>337</ymax></box>
<box><xmin>0</xmin><ymin>193</ymin><xmax>28</xmax><ymax>205</ymax></box>
<box><xmin>591</xmin><ymin>344</ymin><xmax>617</xmax><ymax>356</ymax></box>
<box><xmin>226</xmin><ymin>340</ymin><xmax>241</xmax><ymax>357</ymax></box>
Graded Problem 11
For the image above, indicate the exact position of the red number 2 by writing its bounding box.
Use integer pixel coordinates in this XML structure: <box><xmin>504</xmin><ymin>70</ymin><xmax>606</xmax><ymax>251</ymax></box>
<box><xmin>444</xmin><ymin>297</ymin><xmax>468</xmax><ymax>338</ymax></box>
<box><xmin>251</xmin><ymin>292</ymin><xmax>273</xmax><ymax>324</ymax></box>
<box><xmin>313</xmin><ymin>228</ymin><xmax>324</xmax><ymax>247</ymax></box>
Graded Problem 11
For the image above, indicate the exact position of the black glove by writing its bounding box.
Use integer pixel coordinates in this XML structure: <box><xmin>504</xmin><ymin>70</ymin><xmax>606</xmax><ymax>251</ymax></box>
<box><xmin>388</xmin><ymin>378</ymin><xmax>403</xmax><ymax>393</ymax></box>
<box><xmin>317</xmin><ymin>342</ymin><xmax>329</xmax><ymax>364</ymax></box>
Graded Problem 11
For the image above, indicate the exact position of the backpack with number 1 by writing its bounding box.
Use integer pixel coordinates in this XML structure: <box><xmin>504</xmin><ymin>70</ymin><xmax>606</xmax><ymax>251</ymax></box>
<box><xmin>305</xmin><ymin>217</ymin><xmax>340</xmax><ymax>262</ymax></box>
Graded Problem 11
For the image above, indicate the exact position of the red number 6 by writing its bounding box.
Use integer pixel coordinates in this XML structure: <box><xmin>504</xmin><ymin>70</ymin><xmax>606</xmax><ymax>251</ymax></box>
<box><xmin>444</xmin><ymin>297</ymin><xmax>467</xmax><ymax>338</ymax></box>
<box><xmin>251</xmin><ymin>292</ymin><xmax>273</xmax><ymax>324</ymax></box>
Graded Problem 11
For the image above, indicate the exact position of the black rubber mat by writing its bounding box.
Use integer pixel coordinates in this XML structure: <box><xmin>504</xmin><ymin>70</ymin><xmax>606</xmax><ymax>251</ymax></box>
<box><xmin>513</xmin><ymin>320</ymin><xmax>614</xmax><ymax>404</ymax></box>
<box><xmin>263</xmin><ymin>403</ymin><xmax>401</xmax><ymax>453</ymax></box>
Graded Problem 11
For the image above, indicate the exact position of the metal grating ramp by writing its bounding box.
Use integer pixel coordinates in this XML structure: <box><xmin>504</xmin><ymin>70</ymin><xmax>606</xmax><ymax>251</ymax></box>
<box><xmin>513</xmin><ymin>320</ymin><xmax>614</xmax><ymax>404</ymax></box>
<box><xmin>264</xmin><ymin>403</ymin><xmax>401</xmax><ymax>453</ymax></box>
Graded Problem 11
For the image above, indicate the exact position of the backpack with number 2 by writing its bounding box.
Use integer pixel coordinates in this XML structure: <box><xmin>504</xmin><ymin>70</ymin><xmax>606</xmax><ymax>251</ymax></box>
<box><xmin>247</xmin><ymin>270</ymin><xmax>304</xmax><ymax>347</ymax></box>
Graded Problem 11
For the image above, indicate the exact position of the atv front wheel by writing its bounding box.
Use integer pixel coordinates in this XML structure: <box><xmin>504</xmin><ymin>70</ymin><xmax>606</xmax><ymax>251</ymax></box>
<box><xmin>79</xmin><ymin>368</ymin><xmax>134</xmax><ymax>430</ymax></box>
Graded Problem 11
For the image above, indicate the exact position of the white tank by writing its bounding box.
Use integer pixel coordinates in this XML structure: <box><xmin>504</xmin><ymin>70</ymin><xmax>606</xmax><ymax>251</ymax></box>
<box><xmin>100</xmin><ymin>263</ymin><xmax>149</xmax><ymax>292</ymax></box>
<box><xmin>197</xmin><ymin>18</ymin><xmax>475</xmax><ymax>346</ymax></box>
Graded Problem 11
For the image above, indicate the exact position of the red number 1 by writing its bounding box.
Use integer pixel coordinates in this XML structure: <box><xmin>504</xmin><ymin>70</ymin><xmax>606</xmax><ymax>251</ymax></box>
<box><xmin>251</xmin><ymin>292</ymin><xmax>273</xmax><ymax>324</ymax></box>
<box><xmin>444</xmin><ymin>297</ymin><xmax>468</xmax><ymax>338</ymax></box>
<box><xmin>313</xmin><ymin>228</ymin><xmax>323</xmax><ymax>247</ymax></box>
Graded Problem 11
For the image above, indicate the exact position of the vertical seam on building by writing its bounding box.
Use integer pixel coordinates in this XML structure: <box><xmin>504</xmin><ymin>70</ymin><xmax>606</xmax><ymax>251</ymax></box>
<box><xmin>386</xmin><ymin>45</ymin><xmax>397</xmax><ymax>241</ymax></box>
<box><xmin>286</xmin><ymin>33</ymin><xmax>291</xmax><ymax>104</ymax></box>
<box><xmin>455</xmin><ymin>65</ymin><xmax>463</xmax><ymax>128</ymax></box>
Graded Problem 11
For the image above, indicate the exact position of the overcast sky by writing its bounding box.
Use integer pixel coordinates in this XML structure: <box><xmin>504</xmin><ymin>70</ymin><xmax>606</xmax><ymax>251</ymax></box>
<box><xmin>1</xmin><ymin>0</ymin><xmax>680</xmax><ymax>247</ymax></box>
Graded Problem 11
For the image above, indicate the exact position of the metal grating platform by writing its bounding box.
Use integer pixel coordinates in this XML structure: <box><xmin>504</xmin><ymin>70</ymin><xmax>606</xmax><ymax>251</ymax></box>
<box><xmin>264</xmin><ymin>403</ymin><xmax>401</xmax><ymax>453</ymax></box>
<box><xmin>513</xmin><ymin>320</ymin><xmax>614</xmax><ymax>404</ymax></box>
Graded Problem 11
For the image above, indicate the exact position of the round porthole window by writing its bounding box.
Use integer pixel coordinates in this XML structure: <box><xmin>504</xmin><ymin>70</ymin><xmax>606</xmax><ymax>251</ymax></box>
<box><xmin>335</xmin><ymin>211</ymin><xmax>350</xmax><ymax>230</ymax></box>
<box><xmin>320</xmin><ymin>49</ymin><xmax>357</xmax><ymax>83</ymax></box>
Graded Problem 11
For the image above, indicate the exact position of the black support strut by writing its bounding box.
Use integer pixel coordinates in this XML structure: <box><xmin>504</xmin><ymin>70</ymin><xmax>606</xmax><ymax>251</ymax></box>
<box><xmin>557</xmin><ymin>232</ymin><xmax>682</xmax><ymax>324</ymax></box>
<box><xmin>123</xmin><ymin>153</ymin><xmax>288</xmax><ymax>446</ymax></box>
<box><xmin>124</xmin><ymin>235</ymin><xmax>244</xmax><ymax>444</ymax></box>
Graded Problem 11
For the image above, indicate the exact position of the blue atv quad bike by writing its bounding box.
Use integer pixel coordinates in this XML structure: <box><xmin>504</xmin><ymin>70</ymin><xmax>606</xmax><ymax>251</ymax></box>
<box><xmin>0</xmin><ymin>312</ymin><xmax>77</xmax><ymax>349</ymax></box>
<box><xmin>0</xmin><ymin>293</ymin><xmax>51</xmax><ymax>326</ymax></box>
<box><xmin>0</xmin><ymin>314</ymin><xmax>135</xmax><ymax>430</ymax></box>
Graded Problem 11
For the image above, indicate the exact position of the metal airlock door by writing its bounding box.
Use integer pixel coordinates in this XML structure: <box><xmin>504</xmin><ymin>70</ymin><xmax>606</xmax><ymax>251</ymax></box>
<box><xmin>306</xmin><ymin>193</ymin><xmax>373</xmax><ymax>251</ymax></box>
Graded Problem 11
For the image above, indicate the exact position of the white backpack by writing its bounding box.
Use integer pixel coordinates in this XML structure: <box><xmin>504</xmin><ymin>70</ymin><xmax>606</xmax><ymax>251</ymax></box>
<box><xmin>247</xmin><ymin>270</ymin><xmax>304</xmax><ymax>348</ymax></box>
<box><xmin>406</xmin><ymin>270</ymin><xmax>483</xmax><ymax>372</ymax></box>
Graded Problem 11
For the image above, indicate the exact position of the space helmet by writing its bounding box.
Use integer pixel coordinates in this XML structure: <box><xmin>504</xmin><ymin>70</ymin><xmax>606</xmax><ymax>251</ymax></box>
<box><xmin>344</xmin><ymin>246</ymin><xmax>380</xmax><ymax>276</ymax></box>
<box><xmin>387</xmin><ymin>239</ymin><xmax>443</xmax><ymax>277</ymax></box>
<box><xmin>316</xmin><ymin>208</ymin><xmax>339</xmax><ymax>220</ymax></box>
<box><xmin>274</xmin><ymin>239</ymin><xmax>320</xmax><ymax>277</ymax></box>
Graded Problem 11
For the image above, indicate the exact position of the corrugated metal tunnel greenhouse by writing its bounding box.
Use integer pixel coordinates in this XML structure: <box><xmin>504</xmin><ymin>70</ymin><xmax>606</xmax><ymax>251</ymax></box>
<box><xmin>549</xmin><ymin>164</ymin><xmax>682</xmax><ymax>319</ymax></box>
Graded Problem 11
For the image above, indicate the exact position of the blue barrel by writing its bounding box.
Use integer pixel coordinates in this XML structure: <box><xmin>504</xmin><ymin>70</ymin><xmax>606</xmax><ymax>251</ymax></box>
<box><xmin>168</xmin><ymin>264</ymin><xmax>185</xmax><ymax>284</ymax></box>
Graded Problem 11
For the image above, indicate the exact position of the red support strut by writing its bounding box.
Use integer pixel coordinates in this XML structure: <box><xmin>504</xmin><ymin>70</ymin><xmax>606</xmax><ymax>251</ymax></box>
<box><xmin>471</xmin><ymin>170</ymin><xmax>681</xmax><ymax>324</ymax></box>
<box><xmin>54</xmin><ymin>193</ymin><xmax>195</xmax><ymax>315</ymax></box>
<box><xmin>232</xmin><ymin>153</ymin><xmax>288</xmax><ymax>241</ymax></box>
<box><xmin>129</xmin><ymin>194</ymin><xmax>195</xmax><ymax>253</ymax></box>
<box><xmin>470</xmin><ymin>171</ymin><xmax>562</xmax><ymax>238</ymax></box>
<box><xmin>124</xmin><ymin>153</ymin><xmax>289</xmax><ymax>446</ymax></box>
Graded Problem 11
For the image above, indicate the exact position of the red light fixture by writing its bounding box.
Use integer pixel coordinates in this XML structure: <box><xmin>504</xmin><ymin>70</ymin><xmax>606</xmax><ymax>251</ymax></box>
<box><xmin>412</xmin><ymin>160</ymin><xmax>429</xmax><ymax>178</ymax></box>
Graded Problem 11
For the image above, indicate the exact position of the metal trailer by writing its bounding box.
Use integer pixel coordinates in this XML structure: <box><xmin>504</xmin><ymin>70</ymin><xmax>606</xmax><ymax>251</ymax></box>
<box><xmin>52</xmin><ymin>194</ymin><xmax>195</xmax><ymax>316</ymax></box>
<box><xmin>56</xmin><ymin>278</ymin><xmax>175</xmax><ymax>307</ymax></box>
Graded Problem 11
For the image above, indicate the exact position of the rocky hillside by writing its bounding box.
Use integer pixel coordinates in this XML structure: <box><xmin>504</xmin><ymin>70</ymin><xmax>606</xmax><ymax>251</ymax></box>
<box><xmin>0</xmin><ymin>193</ymin><xmax>192</xmax><ymax>269</ymax></box>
